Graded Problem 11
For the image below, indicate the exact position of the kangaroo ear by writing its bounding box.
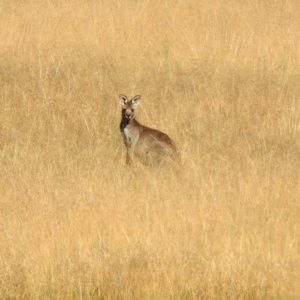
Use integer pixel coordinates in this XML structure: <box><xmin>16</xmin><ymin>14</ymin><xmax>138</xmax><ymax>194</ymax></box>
<box><xmin>131</xmin><ymin>95</ymin><xmax>142</xmax><ymax>106</ymax></box>
<box><xmin>119</xmin><ymin>94</ymin><xmax>128</xmax><ymax>106</ymax></box>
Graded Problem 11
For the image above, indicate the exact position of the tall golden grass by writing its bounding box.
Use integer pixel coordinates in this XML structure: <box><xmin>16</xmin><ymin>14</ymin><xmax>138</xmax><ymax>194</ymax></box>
<box><xmin>1</xmin><ymin>0</ymin><xmax>300</xmax><ymax>298</ymax></box>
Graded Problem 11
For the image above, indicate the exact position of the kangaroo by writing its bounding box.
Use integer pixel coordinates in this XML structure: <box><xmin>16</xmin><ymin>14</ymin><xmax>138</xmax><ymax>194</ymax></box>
<box><xmin>119</xmin><ymin>94</ymin><xmax>180</xmax><ymax>166</ymax></box>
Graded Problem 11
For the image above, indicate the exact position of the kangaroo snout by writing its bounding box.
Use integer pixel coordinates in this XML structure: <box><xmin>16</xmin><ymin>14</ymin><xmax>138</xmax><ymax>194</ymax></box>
<box><xmin>124</xmin><ymin>108</ymin><xmax>133</xmax><ymax>119</ymax></box>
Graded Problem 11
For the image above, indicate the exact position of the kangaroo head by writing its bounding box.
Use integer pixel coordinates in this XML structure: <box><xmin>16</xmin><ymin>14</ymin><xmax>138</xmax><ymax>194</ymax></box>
<box><xmin>119</xmin><ymin>94</ymin><xmax>141</xmax><ymax>120</ymax></box>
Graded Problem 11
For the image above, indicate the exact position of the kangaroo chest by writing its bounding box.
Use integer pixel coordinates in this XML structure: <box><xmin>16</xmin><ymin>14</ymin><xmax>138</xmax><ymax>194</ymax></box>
<box><xmin>122</xmin><ymin>126</ymin><xmax>131</xmax><ymax>144</ymax></box>
<box><xmin>120</xmin><ymin>121</ymin><xmax>135</xmax><ymax>146</ymax></box>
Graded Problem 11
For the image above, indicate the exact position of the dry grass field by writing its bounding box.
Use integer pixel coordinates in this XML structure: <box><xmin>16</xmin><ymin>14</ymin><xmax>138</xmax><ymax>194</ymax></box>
<box><xmin>1</xmin><ymin>0</ymin><xmax>300</xmax><ymax>299</ymax></box>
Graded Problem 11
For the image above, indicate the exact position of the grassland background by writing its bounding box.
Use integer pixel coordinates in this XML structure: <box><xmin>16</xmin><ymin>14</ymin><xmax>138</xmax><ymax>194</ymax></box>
<box><xmin>1</xmin><ymin>0</ymin><xmax>300</xmax><ymax>299</ymax></box>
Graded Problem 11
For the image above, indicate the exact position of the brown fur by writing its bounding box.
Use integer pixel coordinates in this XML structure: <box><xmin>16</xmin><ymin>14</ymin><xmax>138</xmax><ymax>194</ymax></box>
<box><xmin>119</xmin><ymin>94</ymin><xmax>180</xmax><ymax>166</ymax></box>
